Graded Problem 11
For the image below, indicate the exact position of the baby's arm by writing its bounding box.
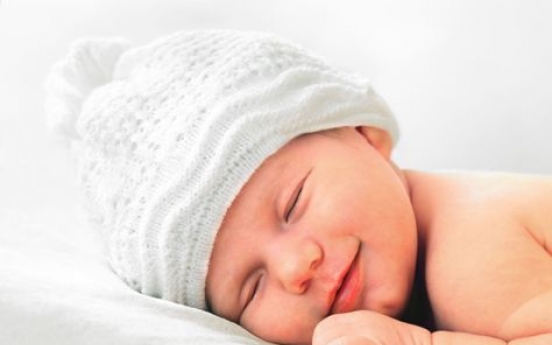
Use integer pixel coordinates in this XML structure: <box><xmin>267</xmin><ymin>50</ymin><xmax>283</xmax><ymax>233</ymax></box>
<box><xmin>313</xmin><ymin>311</ymin><xmax>552</xmax><ymax>345</ymax></box>
<box><xmin>433</xmin><ymin>332</ymin><xmax>552</xmax><ymax>345</ymax></box>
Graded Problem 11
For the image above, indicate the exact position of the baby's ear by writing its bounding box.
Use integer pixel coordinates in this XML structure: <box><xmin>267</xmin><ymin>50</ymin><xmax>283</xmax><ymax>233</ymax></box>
<box><xmin>355</xmin><ymin>126</ymin><xmax>393</xmax><ymax>160</ymax></box>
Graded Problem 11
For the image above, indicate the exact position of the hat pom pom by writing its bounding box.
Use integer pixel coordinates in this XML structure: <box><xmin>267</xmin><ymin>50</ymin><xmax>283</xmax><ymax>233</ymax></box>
<box><xmin>45</xmin><ymin>37</ymin><xmax>131</xmax><ymax>141</ymax></box>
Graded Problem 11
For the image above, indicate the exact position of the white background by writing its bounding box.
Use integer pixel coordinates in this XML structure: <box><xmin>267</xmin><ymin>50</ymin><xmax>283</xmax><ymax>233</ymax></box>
<box><xmin>1</xmin><ymin>0</ymin><xmax>552</xmax><ymax>213</ymax></box>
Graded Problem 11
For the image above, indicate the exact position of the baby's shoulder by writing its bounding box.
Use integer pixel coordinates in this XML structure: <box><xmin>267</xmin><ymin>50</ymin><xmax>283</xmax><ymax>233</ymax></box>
<box><xmin>422</xmin><ymin>171</ymin><xmax>552</xmax><ymax>271</ymax></box>
<box><xmin>411</xmin><ymin>171</ymin><xmax>552</xmax><ymax>232</ymax></box>
<box><xmin>414</xmin><ymin>171</ymin><xmax>552</xmax><ymax>336</ymax></box>
<box><xmin>435</xmin><ymin>172</ymin><xmax>552</xmax><ymax>245</ymax></box>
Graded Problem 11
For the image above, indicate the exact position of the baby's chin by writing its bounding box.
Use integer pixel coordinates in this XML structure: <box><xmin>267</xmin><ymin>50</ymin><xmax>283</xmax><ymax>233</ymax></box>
<box><xmin>360</xmin><ymin>286</ymin><xmax>412</xmax><ymax>318</ymax></box>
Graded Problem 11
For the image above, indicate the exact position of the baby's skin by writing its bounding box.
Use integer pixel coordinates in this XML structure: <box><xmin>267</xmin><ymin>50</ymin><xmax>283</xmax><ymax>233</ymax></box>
<box><xmin>206</xmin><ymin>126</ymin><xmax>552</xmax><ymax>345</ymax></box>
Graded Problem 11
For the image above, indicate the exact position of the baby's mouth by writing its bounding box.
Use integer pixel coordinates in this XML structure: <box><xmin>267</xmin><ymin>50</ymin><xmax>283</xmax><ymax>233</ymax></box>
<box><xmin>329</xmin><ymin>247</ymin><xmax>362</xmax><ymax>315</ymax></box>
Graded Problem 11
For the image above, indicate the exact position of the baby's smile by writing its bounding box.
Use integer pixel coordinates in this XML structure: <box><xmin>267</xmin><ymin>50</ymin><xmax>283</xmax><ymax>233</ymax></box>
<box><xmin>329</xmin><ymin>244</ymin><xmax>363</xmax><ymax>315</ymax></box>
<box><xmin>207</xmin><ymin>128</ymin><xmax>417</xmax><ymax>345</ymax></box>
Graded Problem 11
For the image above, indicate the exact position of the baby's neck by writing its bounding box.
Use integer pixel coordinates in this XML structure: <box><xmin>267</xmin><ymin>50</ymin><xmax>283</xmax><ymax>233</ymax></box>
<box><xmin>399</xmin><ymin>169</ymin><xmax>448</xmax><ymax>328</ymax></box>
<box><xmin>402</xmin><ymin>169</ymin><xmax>443</xmax><ymax>247</ymax></box>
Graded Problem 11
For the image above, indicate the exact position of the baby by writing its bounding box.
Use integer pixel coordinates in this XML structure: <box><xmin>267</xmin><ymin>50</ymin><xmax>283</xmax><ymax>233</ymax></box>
<box><xmin>45</xmin><ymin>30</ymin><xmax>552</xmax><ymax>345</ymax></box>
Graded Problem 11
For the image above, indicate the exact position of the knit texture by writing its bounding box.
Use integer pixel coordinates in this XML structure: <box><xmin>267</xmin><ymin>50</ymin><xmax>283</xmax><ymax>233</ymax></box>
<box><xmin>44</xmin><ymin>30</ymin><xmax>399</xmax><ymax>310</ymax></box>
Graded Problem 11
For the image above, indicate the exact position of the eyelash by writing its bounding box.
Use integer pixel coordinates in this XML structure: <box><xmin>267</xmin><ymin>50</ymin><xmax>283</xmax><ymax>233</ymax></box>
<box><xmin>245</xmin><ymin>274</ymin><xmax>262</xmax><ymax>311</ymax></box>
<box><xmin>285</xmin><ymin>185</ymin><xmax>303</xmax><ymax>222</ymax></box>
<box><xmin>244</xmin><ymin>176</ymin><xmax>306</xmax><ymax>313</ymax></box>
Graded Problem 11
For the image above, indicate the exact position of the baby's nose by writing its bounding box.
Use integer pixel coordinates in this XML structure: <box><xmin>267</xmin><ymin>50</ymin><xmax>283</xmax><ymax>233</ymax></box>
<box><xmin>271</xmin><ymin>237</ymin><xmax>323</xmax><ymax>294</ymax></box>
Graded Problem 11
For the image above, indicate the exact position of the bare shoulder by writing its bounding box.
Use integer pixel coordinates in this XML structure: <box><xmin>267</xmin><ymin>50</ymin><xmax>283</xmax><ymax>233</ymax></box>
<box><xmin>407</xmin><ymin>170</ymin><xmax>552</xmax><ymax>201</ymax></box>
<box><xmin>405</xmin><ymin>170</ymin><xmax>552</xmax><ymax>338</ymax></box>
<box><xmin>443</xmin><ymin>172</ymin><xmax>552</xmax><ymax>249</ymax></box>
<box><xmin>406</xmin><ymin>170</ymin><xmax>552</xmax><ymax>247</ymax></box>
<box><xmin>494</xmin><ymin>173</ymin><xmax>552</xmax><ymax>252</ymax></box>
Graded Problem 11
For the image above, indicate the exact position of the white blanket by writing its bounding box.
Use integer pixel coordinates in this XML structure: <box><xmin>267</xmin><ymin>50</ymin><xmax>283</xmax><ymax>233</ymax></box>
<box><xmin>0</xmin><ymin>208</ymin><xmax>267</xmax><ymax>345</ymax></box>
<box><xmin>1</xmin><ymin>1</ymin><xmax>551</xmax><ymax>344</ymax></box>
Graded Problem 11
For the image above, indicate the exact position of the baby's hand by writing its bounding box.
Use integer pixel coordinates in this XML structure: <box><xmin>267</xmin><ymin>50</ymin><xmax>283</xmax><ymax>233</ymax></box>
<box><xmin>313</xmin><ymin>310</ymin><xmax>431</xmax><ymax>345</ymax></box>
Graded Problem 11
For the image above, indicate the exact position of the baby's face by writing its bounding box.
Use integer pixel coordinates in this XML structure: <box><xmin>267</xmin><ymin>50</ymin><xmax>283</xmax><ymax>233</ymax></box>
<box><xmin>206</xmin><ymin>127</ymin><xmax>418</xmax><ymax>345</ymax></box>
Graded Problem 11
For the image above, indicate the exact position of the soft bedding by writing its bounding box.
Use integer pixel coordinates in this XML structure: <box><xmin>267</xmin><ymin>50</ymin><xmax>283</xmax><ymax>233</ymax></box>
<box><xmin>1</xmin><ymin>1</ymin><xmax>552</xmax><ymax>345</ymax></box>
<box><xmin>0</xmin><ymin>208</ymin><xmax>267</xmax><ymax>345</ymax></box>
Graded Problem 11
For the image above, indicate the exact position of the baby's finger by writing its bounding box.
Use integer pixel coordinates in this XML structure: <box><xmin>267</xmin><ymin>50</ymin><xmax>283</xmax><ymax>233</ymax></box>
<box><xmin>312</xmin><ymin>315</ymin><xmax>344</xmax><ymax>345</ymax></box>
<box><xmin>313</xmin><ymin>314</ymin><xmax>367</xmax><ymax>345</ymax></box>
<box><xmin>326</xmin><ymin>335</ymin><xmax>378</xmax><ymax>345</ymax></box>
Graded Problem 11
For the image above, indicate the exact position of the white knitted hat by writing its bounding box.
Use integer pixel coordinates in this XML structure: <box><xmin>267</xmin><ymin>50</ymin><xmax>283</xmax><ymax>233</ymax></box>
<box><xmin>44</xmin><ymin>30</ymin><xmax>399</xmax><ymax>310</ymax></box>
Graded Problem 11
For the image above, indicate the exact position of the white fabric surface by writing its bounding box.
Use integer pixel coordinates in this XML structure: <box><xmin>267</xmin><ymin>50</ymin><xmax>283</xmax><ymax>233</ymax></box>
<box><xmin>1</xmin><ymin>1</ymin><xmax>551</xmax><ymax>344</ymax></box>
<box><xmin>0</xmin><ymin>207</ymin><xmax>268</xmax><ymax>345</ymax></box>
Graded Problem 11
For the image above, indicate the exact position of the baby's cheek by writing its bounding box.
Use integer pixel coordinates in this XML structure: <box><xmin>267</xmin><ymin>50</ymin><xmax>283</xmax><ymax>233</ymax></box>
<box><xmin>242</xmin><ymin>304</ymin><xmax>320</xmax><ymax>345</ymax></box>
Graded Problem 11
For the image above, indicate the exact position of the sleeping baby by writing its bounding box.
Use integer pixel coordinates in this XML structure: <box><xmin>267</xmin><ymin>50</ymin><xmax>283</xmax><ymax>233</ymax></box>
<box><xmin>45</xmin><ymin>30</ymin><xmax>552</xmax><ymax>345</ymax></box>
